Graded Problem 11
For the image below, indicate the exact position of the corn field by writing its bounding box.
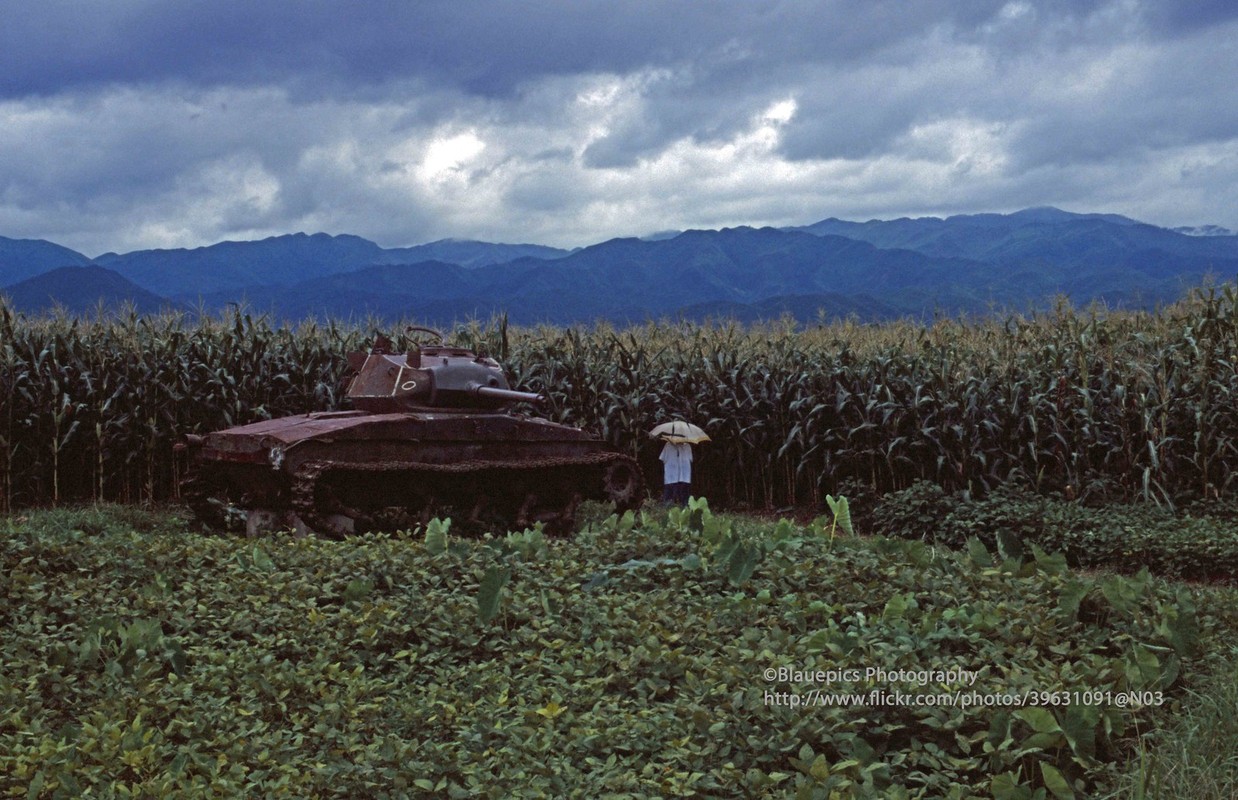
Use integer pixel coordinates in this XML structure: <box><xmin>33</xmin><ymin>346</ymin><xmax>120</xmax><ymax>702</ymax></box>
<box><xmin>4</xmin><ymin>287</ymin><xmax>1238</xmax><ymax>513</ymax></box>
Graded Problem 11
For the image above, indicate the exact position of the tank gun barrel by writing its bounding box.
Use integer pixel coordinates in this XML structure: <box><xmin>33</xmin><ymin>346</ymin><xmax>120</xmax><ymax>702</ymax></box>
<box><xmin>472</xmin><ymin>384</ymin><xmax>544</xmax><ymax>404</ymax></box>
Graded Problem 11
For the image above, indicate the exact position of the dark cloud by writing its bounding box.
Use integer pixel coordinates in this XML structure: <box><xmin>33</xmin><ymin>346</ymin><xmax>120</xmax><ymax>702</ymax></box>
<box><xmin>2</xmin><ymin>1</ymin><xmax>1089</xmax><ymax>100</ymax></box>
<box><xmin>1</xmin><ymin>0</ymin><xmax>1236</xmax><ymax>254</ymax></box>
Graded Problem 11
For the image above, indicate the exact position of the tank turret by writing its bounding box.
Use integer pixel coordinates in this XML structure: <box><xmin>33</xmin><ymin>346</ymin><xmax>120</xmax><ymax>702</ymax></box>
<box><xmin>346</xmin><ymin>339</ymin><xmax>543</xmax><ymax>413</ymax></box>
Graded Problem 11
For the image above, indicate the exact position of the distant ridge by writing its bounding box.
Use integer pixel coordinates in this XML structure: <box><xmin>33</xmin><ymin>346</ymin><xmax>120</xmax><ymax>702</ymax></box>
<box><xmin>372</xmin><ymin>239</ymin><xmax>572</xmax><ymax>269</ymax></box>
<box><xmin>1</xmin><ymin>265</ymin><xmax>183</xmax><ymax>316</ymax></box>
<box><xmin>0</xmin><ymin>235</ymin><xmax>92</xmax><ymax>285</ymax></box>
<box><xmin>4</xmin><ymin>207</ymin><xmax>1238</xmax><ymax>324</ymax></box>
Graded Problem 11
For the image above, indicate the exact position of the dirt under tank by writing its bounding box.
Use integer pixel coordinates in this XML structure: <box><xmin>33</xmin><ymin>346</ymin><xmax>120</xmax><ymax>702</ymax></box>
<box><xmin>180</xmin><ymin>330</ymin><xmax>644</xmax><ymax>536</ymax></box>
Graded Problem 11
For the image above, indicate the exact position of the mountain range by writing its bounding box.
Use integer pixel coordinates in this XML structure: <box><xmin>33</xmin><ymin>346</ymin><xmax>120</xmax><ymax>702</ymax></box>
<box><xmin>3</xmin><ymin>207</ymin><xmax>1237</xmax><ymax>324</ymax></box>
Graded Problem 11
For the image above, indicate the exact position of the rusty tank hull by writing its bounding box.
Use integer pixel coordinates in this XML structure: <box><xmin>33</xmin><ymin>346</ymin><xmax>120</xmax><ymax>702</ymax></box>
<box><xmin>184</xmin><ymin>409</ymin><xmax>643</xmax><ymax>536</ymax></box>
<box><xmin>182</xmin><ymin>332</ymin><xmax>643</xmax><ymax>536</ymax></box>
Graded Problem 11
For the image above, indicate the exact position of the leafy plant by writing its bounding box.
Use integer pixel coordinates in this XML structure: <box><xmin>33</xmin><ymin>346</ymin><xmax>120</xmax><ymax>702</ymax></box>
<box><xmin>826</xmin><ymin>493</ymin><xmax>853</xmax><ymax>536</ymax></box>
<box><xmin>1</xmin><ymin>504</ymin><xmax>1234</xmax><ymax>798</ymax></box>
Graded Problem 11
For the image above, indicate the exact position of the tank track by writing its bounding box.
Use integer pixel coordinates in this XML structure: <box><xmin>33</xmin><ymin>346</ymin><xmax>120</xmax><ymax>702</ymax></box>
<box><xmin>290</xmin><ymin>451</ymin><xmax>643</xmax><ymax>538</ymax></box>
<box><xmin>182</xmin><ymin>468</ymin><xmax>248</xmax><ymax>532</ymax></box>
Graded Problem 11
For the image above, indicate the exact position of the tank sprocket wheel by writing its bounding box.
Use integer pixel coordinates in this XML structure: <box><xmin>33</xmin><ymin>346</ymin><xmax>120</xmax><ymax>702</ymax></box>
<box><xmin>602</xmin><ymin>458</ymin><xmax>644</xmax><ymax>511</ymax></box>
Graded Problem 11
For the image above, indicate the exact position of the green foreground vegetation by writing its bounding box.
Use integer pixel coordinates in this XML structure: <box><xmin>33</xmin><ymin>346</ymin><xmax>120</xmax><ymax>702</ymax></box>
<box><xmin>2</xmin><ymin>503</ymin><xmax>1235</xmax><ymax>798</ymax></box>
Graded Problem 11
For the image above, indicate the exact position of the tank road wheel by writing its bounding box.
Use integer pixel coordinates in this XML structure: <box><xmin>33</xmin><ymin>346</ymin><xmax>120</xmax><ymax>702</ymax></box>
<box><xmin>292</xmin><ymin>461</ymin><xmax>360</xmax><ymax>539</ymax></box>
<box><xmin>515</xmin><ymin>492</ymin><xmax>539</xmax><ymax>530</ymax></box>
<box><xmin>287</xmin><ymin>455</ymin><xmax>644</xmax><ymax>538</ymax></box>
<box><xmin>183</xmin><ymin>469</ymin><xmax>255</xmax><ymax>532</ymax></box>
<box><xmin>602</xmin><ymin>457</ymin><xmax>644</xmax><ymax>511</ymax></box>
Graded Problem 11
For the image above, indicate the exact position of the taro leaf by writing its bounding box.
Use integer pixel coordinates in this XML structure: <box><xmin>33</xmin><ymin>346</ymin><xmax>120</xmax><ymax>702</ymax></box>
<box><xmin>1039</xmin><ymin>763</ymin><xmax>1076</xmax><ymax>800</ymax></box>
<box><xmin>726</xmin><ymin>541</ymin><xmax>759</xmax><ymax>586</ymax></box>
<box><xmin>714</xmin><ymin>532</ymin><xmax>741</xmax><ymax>565</ymax></box>
<box><xmin>802</xmin><ymin>629</ymin><xmax>838</xmax><ymax>655</ymax></box>
<box><xmin>1057</xmin><ymin>581</ymin><xmax>1089</xmax><ymax>622</ymax></box>
<box><xmin>679</xmin><ymin>553</ymin><xmax>703</xmax><ymax>571</ymax></box>
<box><xmin>826</xmin><ymin>494</ymin><xmax>853</xmax><ymax>536</ymax></box>
<box><xmin>539</xmin><ymin>588</ymin><xmax>561</xmax><ymax>616</ymax></box>
<box><xmin>1158</xmin><ymin>652</ymin><xmax>1181</xmax><ymax>690</ymax></box>
<box><xmin>1061</xmin><ymin>704</ymin><xmax>1098</xmax><ymax>762</ymax></box>
<box><xmin>251</xmin><ymin>544</ymin><xmax>274</xmax><ymax>572</ymax></box>
<box><xmin>477</xmin><ymin>565</ymin><xmax>511</xmax><ymax>624</ymax></box>
<box><xmin>986</xmin><ymin>710</ymin><xmax>1014</xmax><ymax>751</ymax></box>
<box><xmin>902</xmin><ymin>539</ymin><xmax>933</xmax><ymax>567</ymax></box>
<box><xmin>1124</xmin><ymin>643</ymin><xmax>1161</xmax><ymax>689</ymax></box>
<box><xmin>1016</xmin><ymin>707</ymin><xmax>1065</xmax><ymax>752</ymax></box>
<box><xmin>772</xmin><ymin>518</ymin><xmax>796</xmax><ymax>542</ymax></box>
<box><xmin>1016</xmin><ymin>707</ymin><xmax>1062</xmax><ymax>735</ymax></box>
<box><xmin>996</xmin><ymin>529</ymin><xmax>1025</xmax><ymax>562</ymax></box>
<box><xmin>1156</xmin><ymin>595</ymin><xmax>1202</xmax><ymax>657</ymax></box>
<box><xmin>700</xmin><ymin>513</ymin><xmax>729</xmax><ymax>545</ymax></box>
<box><xmin>990</xmin><ymin>772</ymin><xmax>1036</xmax><ymax>800</ymax></box>
<box><xmin>1030</xmin><ymin>544</ymin><xmax>1067</xmax><ymax>576</ymax></box>
<box><xmin>425</xmin><ymin>518</ymin><xmax>449</xmax><ymax>556</ymax></box>
<box><xmin>25</xmin><ymin>772</ymin><xmax>45</xmax><ymax>800</ymax></box>
<box><xmin>965</xmin><ymin>537</ymin><xmax>994</xmax><ymax>568</ymax></box>
<box><xmin>1101</xmin><ymin>575</ymin><xmax>1140</xmax><ymax>618</ymax></box>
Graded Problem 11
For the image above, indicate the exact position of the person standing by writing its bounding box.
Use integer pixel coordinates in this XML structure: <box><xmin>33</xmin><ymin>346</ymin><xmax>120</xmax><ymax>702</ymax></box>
<box><xmin>659</xmin><ymin>439</ymin><xmax>693</xmax><ymax>505</ymax></box>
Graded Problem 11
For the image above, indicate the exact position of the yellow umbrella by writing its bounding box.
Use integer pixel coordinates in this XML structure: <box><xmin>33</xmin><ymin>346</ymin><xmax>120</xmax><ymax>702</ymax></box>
<box><xmin>649</xmin><ymin>420</ymin><xmax>711</xmax><ymax>444</ymax></box>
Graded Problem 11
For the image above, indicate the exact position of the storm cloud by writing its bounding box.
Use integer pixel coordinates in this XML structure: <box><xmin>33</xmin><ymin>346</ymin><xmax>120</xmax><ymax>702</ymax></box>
<box><xmin>2</xmin><ymin>0</ymin><xmax>1236</xmax><ymax>255</ymax></box>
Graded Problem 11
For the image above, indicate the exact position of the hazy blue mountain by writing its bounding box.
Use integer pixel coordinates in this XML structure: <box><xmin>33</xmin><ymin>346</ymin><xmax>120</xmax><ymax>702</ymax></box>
<box><xmin>5</xmin><ymin>207</ymin><xmax>1238</xmax><ymax>325</ymax></box>
<box><xmin>0</xmin><ymin>235</ymin><xmax>92</xmax><ymax>285</ymax></box>
<box><xmin>206</xmin><ymin>228</ymin><xmax>1006</xmax><ymax>325</ymax></box>
<box><xmin>794</xmin><ymin>206</ymin><xmax>1238</xmax><ymax>268</ymax></box>
<box><xmin>95</xmin><ymin>232</ymin><xmax>389</xmax><ymax>296</ymax></box>
<box><xmin>0</xmin><ymin>265</ymin><xmax>183</xmax><ymax>316</ymax></box>
<box><xmin>94</xmin><ymin>232</ymin><xmax>571</xmax><ymax>297</ymax></box>
<box><xmin>371</xmin><ymin>239</ymin><xmax>571</xmax><ymax>268</ymax></box>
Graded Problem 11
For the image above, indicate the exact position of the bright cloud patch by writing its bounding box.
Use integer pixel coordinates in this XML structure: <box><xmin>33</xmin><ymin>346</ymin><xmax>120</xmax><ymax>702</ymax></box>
<box><xmin>416</xmin><ymin>131</ymin><xmax>486</xmax><ymax>184</ymax></box>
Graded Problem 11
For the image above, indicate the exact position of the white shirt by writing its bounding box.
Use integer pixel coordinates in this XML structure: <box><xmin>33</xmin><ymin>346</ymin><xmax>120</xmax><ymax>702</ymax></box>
<box><xmin>659</xmin><ymin>442</ymin><xmax>693</xmax><ymax>484</ymax></box>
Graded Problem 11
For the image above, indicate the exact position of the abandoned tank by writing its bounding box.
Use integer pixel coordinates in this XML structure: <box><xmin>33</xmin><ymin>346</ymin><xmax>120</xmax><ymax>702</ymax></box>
<box><xmin>181</xmin><ymin>329</ymin><xmax>644</xmax><ymax>536</ymax></box>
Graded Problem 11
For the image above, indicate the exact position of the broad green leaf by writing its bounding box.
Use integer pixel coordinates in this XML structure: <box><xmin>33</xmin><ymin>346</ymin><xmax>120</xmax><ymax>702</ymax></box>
<box><xmin>966</xmin><ymin>537</ymin><xmax>995</xmax><ymax>568</ymax></box>
<box><xmin>425</xmin><ymin>518</ymin><xmax>449</xmax><ymax>555</ymax></box>
<box><xmin>990</xmin><ymin>772</ymin><xmax>1035</xmax><ymax>800</ymax></box>
<box><xmin>726</xmin><ymin>541</ymin><xmax>759</xmax><ymax>586</ymax></box>
<box><xmin>477</xmin><ymin>565</ymin><xmax>511</xmax><ymax>624</ymax></box>
<box><xmin>996</xmin><ymin>529</ymin><xmax>1025</xmax><ymax>561</ymax></box>
<box><xmin>251</xmin><ymin>544</ymin><xmax>274</xmax><ymax>572</ymax></box>
<box><xmin>1016</xmin><ymin>707</ymin><xmax>1062</xmax><ymax>735</ymax></box>
<box><xmin>1061</xmin><ymin>704</ymin><xmax>1098</xmax><ymax>762</ymax></box>
<box><xmin>1039</xmin><ymin>763</ymin><xmax>1075</xmax><ymax>800</ymax></box>
<box><xmin>1057</xmin><ymin>581</ymin><xmax>1089</xmax><ymax>622</ymax></box>
<box><xmin>826</xmin><ymin>494</ymin><xmax>854</xmax><ymax>536</ymax></box>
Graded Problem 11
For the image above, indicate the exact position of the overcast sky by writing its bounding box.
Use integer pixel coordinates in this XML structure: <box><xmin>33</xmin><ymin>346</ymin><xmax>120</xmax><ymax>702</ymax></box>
<box><xmin>2</xmin><ymin>0</ymin><xmax>1236</xmax><ymax>256</ymax></box>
